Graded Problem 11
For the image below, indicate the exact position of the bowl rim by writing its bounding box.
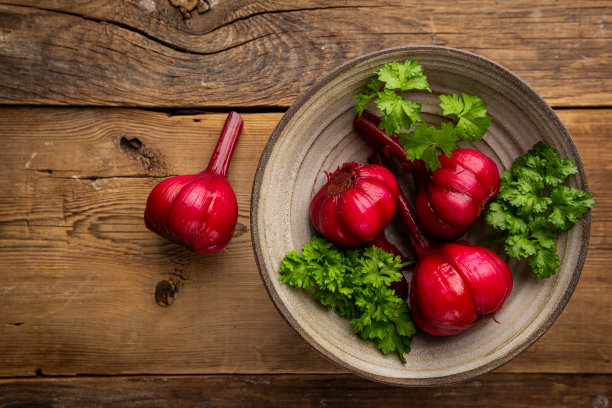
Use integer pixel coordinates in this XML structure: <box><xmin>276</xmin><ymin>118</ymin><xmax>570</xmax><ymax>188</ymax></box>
<box><xmin>250</xmin><ymin>45</ymin><xmax>591</xmax><ymax>386</ymax></box>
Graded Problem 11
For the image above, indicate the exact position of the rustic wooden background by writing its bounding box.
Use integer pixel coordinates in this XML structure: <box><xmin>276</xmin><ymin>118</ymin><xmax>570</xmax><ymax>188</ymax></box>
<box><xmin>0</xmin><ymin>1</ymin><xmax>610</xmax><ymax>406</ymax></box>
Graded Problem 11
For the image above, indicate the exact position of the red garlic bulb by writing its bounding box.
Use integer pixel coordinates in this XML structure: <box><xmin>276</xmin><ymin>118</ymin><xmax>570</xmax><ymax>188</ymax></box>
<box><xmin>309</xmin><ymin>161</ymin><xmax>399</xmax><ymax>247</ymax></box>
<box><xmin>414</xmin><ymin>149</ymin><xmax>501</xmax><ymax>240</ymax></box>
<box><xmin>144</xmin><ymin>112</ymin><xmax>243</xmax><ymax>254</ymax></box>
<box><xmin>397</xmin><ymin>188</ymin><xmax>513</xmax><ymax>336</ymax></box>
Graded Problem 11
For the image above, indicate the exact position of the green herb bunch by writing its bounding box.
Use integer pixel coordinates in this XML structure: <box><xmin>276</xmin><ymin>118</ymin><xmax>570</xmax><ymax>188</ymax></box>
<box><xmin>355</xmin><ymin>59</ymin><xmax>491</xmax><ymax>171</ymax></box>
<box><xmin>279</xmin><ymin>236</ymin><xmax>415</xmax><ymax>363</ymax></box>
<box><xmin>485</xmin><ymin>142</ymin><xmax>594</xmax><ymax>278</ymax></box>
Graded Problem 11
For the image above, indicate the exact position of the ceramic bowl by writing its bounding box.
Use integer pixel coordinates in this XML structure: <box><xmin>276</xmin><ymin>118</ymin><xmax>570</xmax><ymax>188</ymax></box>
<box><xmin>250</xmin><ymin>46</ymin><xmax>590</xmax><ymax>386</ymax></box>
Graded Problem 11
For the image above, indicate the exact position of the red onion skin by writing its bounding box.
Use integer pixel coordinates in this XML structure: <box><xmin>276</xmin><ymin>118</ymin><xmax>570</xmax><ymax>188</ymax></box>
<box><xmin>309</xmin><ymin>162</ymin><xmax>399</xmax><ymax>247</ymax></box>
<box><xmin>144</xmin><ymin>111</ymin><xmax>243</xmax><ymax>254</ymax></box>
<box><xmin>354</xmin><ymin>112</ymin><xmax>501</xmax><ymax>240</ymax></box>
<box><xmin>409</xmin><ymin>254</ymin><xmax>477</xmax><ymax>335</ymax></box>
<box><xmin>396</xmin><ymin>189</ymin><xmax>513</xmax><ymax>336</ymax></box>
<box><xmin>414</xmin><ymin>149</ymin><xmax>500</xmax><ymax>240</ymax></box>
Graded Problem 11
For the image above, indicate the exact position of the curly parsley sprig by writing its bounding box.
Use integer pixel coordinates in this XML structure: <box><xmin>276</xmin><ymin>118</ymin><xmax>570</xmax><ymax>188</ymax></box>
<box><xmin>485</xmin><ymin>142</ymin><xmax>594</xmax><ymax>279</ymax></box>
<box><xmin>355</xmin><ymin>59</ymin><xmax>492</xmax><ymax>171</ymax></box>
<box><xmin>279</xmin><ymin>236</ymin><xmax>415</xmax><ymax>363</ymax></box>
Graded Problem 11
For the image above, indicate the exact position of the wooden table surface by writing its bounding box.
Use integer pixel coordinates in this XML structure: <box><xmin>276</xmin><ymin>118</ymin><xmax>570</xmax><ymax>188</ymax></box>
<box><xmin>0</xmin><ymin>1</ymin><xmax>610</xmax><ymax>406</ymax></box>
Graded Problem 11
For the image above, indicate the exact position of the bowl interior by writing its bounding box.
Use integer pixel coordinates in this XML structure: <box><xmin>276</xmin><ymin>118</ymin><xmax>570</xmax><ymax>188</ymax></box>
<box><xmin>251</xmin><ymin>46</ymin><xmax>589</xmax><ymax>386</ymax></box>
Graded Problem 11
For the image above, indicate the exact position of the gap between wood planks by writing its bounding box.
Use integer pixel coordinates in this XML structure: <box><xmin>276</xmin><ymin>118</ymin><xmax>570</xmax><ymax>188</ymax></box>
<box><xmin>0</xmin><ymin>373</ymin><xmax>609</xmax><ymax>408</ymax></box>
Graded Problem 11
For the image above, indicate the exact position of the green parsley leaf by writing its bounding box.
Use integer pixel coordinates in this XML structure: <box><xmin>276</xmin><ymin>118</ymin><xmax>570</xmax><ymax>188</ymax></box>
<box><xmin>528</xmin><ymin>248</ymin><xmax>561</xmax><ymax>279</ymax></box>
<box><xmin>393</xmin><ymin>304</ymin><xmax>417</xmax><ymax>337</ymax></box>
<box><xmin>355</xmin><ymin>59</ymin><xmax>430</xmax><ymax>135</ymax></box>
<box><xmin>518</xmin><ymin>142</ymin><xmax>578</xmax><ymax>187</ymax></box>
<box><xmin>301</xmin><ymin>236</ymin><xmax>347</xmax><ymax>292</ymax></box>
<box><xmin>434</xmin><ymin>122</ymin><xmax>462</xmax><ymax>157</ymax></box>
<box><xmin>498</xmin><ymin>181</ymin><xmax>552</xmax><ymax>216</ymax></box>
<box><xmin>529</xmin><ymin>216</ymin><xmax>557</xmax><ymax>250</ymax></box>
<box><xmin>505</xmin><ymin>232</ymin><xmax>537</xmax><ymax>259</ymax></box>
<box><xmin>354</xmin><ymin>77</ymin><xmax>380</xmax><ymax>115</ymax></box>
<box><xmin>485</xmin><ymin>142</ymin><xmax>594</xmax><ymax>279</ymax></box>
<box><xmin>315</xmin><ymin>289</ymin><xmax>358</xmax><ymax>319</ymax></box>
<box><xmin>485</xmin><ymin>201</ymin><xmax>529</xmax><ymax>235</ymax></box>
<box><xmin>278</xmin><ymin>250</ymin><xmax>316</xmax><ymax>289</ymax></box>
<box><xmin>376</xmin><ymin>59</ymin><xmax>431</xmax><ymax>92</ymax></box>
<box><xmin>399</xmin><ymin>122</ymin><xmax>459</xmax><ymax>171</ymax></box>
<box><xmin>439</xmin><ymin>93</ymin><xmax>492</xmax><ymax>142</ymax></box>
<box><xmin>399</xmin><ymin>124</ymin><xmax>436</xmax><ymax>161</ymax></box>
<box><xmin>548</xmin><ymin>185</ymin><xmax>595</xmax><ymax>231</ymax></box>
<box><xmin>510</xmin><ymin>166</ymin><xmax>545</xmax><ymax>192</ymax></box>
<box><xmin>352</xmin><ymin>293</ymin><xmax>415</xmax><ymax>363</ymax></box>
<box><xmin>358</xmin><ymin>246</ymin><xmax>404</xmax><ymax>288</ymax></box>
<box><xmin>376</xmin><ymin>89</ymin><xmax>423</xmax><ymax>136</ymax></box>
<box><xmin>278</xmin><ymin>236</ymin><xmax>415</xmax><ymax>362</ymax></box>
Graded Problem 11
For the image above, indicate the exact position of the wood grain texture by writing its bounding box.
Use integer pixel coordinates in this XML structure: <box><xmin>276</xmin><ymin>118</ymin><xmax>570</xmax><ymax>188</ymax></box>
<box><xmin>0</xmin><ymin>1</ymin><xmax>610</xmax><ymax>107</ymax></box>
<box><xmin>0</xmin><ymin>374</ymin><xmax>610</xmax><ymax>408</ymax></box>
<box><xmin>0</xmin><ymin>108</ymin><xmax>609</xmax><ymax>378</ymax></box>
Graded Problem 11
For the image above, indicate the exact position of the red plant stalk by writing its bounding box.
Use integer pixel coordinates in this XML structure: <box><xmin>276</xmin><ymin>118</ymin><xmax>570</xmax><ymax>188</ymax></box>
<box><xmin>354</xmin><ymin>112</ymin><xmax>425</xmax><ymax>172</ymax></box>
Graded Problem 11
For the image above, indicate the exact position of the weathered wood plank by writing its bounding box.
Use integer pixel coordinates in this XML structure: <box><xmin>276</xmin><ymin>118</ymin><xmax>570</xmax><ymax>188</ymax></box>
<box><xmin>0</xmin><ymin>108</ymin><xmax>609</xmax><ymax>377</ymax></box>
<box><xmin>0</xmin><ymin>110</ymin><xmax>336</xmax><ymax>376</ymax></box>
<box><xmin>0</xmin><ymin>1</ymin><xmax>610</xmax><ymax>107</ymax></box>
<box><xmin>0</xmin><ymin>373</ymin><xmax>610</xmax><ymax>408</ymax></box>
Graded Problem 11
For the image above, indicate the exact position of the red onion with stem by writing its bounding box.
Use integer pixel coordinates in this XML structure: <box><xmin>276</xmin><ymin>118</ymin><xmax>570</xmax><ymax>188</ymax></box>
<box><xmin>354</xmin><ymin>111</ymin><xmax>500</xmax><ymax>240</ymax></box>
<box><xmin>370</xmin><ymin>152</ymin><xmax>512</xmax><ymax>335</ymax></box>
<box><xmin>144</xmin><ymin>111</ymin><xmax>243</xmax><ymax>254</ymax></box>
<box><xmin>398</xmin><ymin>183</ymin><xmax>512</xmax><ymax>335</ymax></box>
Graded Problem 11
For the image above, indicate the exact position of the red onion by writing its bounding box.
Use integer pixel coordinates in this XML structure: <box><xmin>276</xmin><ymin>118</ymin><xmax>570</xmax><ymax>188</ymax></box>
<box><xmin>144</xmin><ymin>111</ymin><xmax>243</xmax><ymax>254</ymax></box>
<box><xmin>354</xmin><ymin>112</ymin><xmax>500</xmax><ymax>239</ymax></box>
<box><xmin>309</xmin><ymin>161</ymin><xmax>399</xmax><ymax>247</ymax></box>
<box><xmin>397</xmin><ymin>187</ymin><xmax>513</xmax><ymax>336</ymax></box>
<box><xmin>413</xmin><ymin>149</ymin><xmax>500</xmax><ymax>239</ymax></box>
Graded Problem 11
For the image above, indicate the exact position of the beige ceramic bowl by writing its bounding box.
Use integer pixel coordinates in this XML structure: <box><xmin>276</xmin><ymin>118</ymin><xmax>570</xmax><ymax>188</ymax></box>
<box><xmin>250</xmin><ymin>46</ymin><xmax>590</xmax><ymax>386</ymax></box>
